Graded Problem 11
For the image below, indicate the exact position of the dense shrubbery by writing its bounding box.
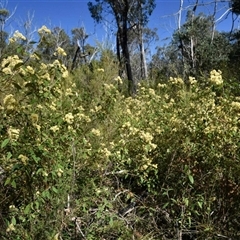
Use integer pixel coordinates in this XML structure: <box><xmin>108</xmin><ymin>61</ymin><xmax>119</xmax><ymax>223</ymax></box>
<box><xmin>1</xmin><ymin>27</ymin><xmax>240</xmax><ymax>239</ymax></box>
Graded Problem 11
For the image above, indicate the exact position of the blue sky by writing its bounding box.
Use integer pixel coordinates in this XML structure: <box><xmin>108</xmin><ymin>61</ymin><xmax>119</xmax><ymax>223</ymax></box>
<box><xmin>4</xmin><ymin>0</ymin><xmax>237</xmax><ymax>49</ymax></box>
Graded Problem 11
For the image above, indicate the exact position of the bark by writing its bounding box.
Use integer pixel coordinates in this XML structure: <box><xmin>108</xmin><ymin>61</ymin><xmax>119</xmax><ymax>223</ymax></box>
<box><xmin>139</xmin><ymin>24</ymin><xmax>148</xmax><ymax>79</ymax></box>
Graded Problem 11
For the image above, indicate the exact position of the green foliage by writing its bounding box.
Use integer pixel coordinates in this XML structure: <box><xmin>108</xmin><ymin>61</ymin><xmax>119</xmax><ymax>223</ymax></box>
<box><xmin>1</xmin><ymin>21</ymin><xmax>240</xmax><ymax>240</ymax></box>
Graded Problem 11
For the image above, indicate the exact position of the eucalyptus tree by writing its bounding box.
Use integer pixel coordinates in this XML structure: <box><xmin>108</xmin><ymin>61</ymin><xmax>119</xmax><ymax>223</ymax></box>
<box><xmin>172</xmin><ymin>11</ymin><xmax>230</xmax><ymax>78</ymax></box>
<box><xmin>0</xmin><ymin>8</ymin><xmax>15</xmax><ymax>57</ymax></box>
<box><xmin>88</xmin><ymin>0</ymin><xmax>155</xmax><ymax>95</ymax></box>
<box><xmin>36</xmin><ymin>26</ymin><xmax>71</xmax><ymax>63</ymax></box>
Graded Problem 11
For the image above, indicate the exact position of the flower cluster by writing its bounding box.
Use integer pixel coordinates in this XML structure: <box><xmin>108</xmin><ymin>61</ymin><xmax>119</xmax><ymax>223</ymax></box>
<box><xmin>114</xmin><ymin>76</ymin><xmax>123</xmax><ymax>84</ymax></box>
<box><xmin>38</xmin><ymin>25</ymin><xmax>51</xmax><ymax>35</ymax></box>
<box><xmin>169</xmin><ymin>77</ymin><xmax>184</xmax><ymax>85</ymax></box>
<box><xmin>91</xmin><ymin>128</ymin><xmax>101</xmax><ymax>136</ymax></box>
<box><xmin>2</xmin><ymin>55</ymin><xmax>23</xmax><ymax>75</ymax></box>
<box><xmin>7</xmin><ymin>127</ymin><xmax>20</xmax><ymax>141</ymax></box>
<box><xmin>54</xmin><ymin>46</ymin><xmax>67</xmax><ymax>57</ymax></box>
<box><xmin>50</xmin><ymin>125</ymin><xmax>60</xmax><ymax>132</ymax></box>
<box><xmin>9</xmin><ymin>30</ymin><xmax>26</xmax><ymax>43</ymax></box>
<box><xmin>64</xmin><ymin>113</ymin><xmax>74</xmax><ymax>124</ymax></box>
<box><xmin>18</xmin><ymin>154</ymin><xmax>29</xmax><ymax>165</ymax></box>
<box><xmin>209</xmin><ymin>70</ymin><xmax>223</xmax><ymax>85</ymax></box>
<box><xmin>97</xmin><ymin>68</ymin><xmax>104</xmax><ymax>72</ymax></box>
<box><xmin>3</xmin><ymin>94</ymin><xmax>17</xmax><ymax>111</ymax></box>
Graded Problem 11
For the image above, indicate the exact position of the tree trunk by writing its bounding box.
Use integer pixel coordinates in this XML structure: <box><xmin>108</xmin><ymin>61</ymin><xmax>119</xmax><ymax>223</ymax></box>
<box><xmin>139</xmin><ymin>24</ymin><xmax>148</xmax><ymax>79</ymax></box>
<box><xmin>121</xmin><ymin>16</ymin><xmax>136</xmax><ymax>96</ymax></box>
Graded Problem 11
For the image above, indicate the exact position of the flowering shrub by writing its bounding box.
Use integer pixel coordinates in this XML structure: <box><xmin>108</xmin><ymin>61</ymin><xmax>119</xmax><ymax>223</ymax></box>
<box><xmin>1</xmin><ymin>25</ymin><xmax>240</xmax><ymax>239</ymax></box>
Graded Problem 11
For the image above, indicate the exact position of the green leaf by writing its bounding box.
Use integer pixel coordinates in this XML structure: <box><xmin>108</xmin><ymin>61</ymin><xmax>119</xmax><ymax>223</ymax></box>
<box><xmin>1</xmin><ymin>138</ymin><xmax>9</xmax><ymax>148</ymax></box>
<box><xmin>24</xmin><ymin>204</ymin><xmax>31</xmax><ymax>214</ymax></box>
<box><xmin>7</xmin><ymin>152</ymin><xmax>12</xmax><ymax>160</ymax></box>
<box><xmin>11</xmin><ymin>217</ymin><xmax>16</xmax><ymax>225</ymax></box>
<box><xmin>11</xmin><ymin>180</ymin><xmax>16</xmax><ymax>188</ymax></box>
<box><xmin>4</xmin><ymin>177</ymin><xmax>11</xmax><ymax>186</ymax></box>
<box><xmin>52</xmin><ymin>186</ymin><xmax>58</xmax><ymax>193</ymax></box>
<box><xmin>197</xmin><ymin>201</ymin><xmax>203</xmax><ymax>209</ymax></box>
<box><xmin>188</xmin><ymin>175</ymin><xmax>194</xmax><ymax>184</ymax></box>
<box><xmin>183</xmin><ymin>197</ymin><xmax>189</xmax><ymax>206</ymax></box>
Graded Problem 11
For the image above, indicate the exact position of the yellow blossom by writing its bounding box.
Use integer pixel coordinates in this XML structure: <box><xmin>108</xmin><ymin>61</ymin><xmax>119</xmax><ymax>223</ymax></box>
<box><xmin>170</xmin><ymin>77</ymin><xmax>184</xmax><ymax>85</ymax></box>
<box><xmin>62</xmin><ymin>69</ymin><xmax>69</xmax><ymax>78</ymax></box>
<box><xmin>148</xmin><ymin>88</ymin><xmax>156</xmax><ymax>96</ymax></box>
<box><xmin>33</xmin><ymin>124</ymin><xmax>41</xmax><ymax>131</ymax></box>
<box><xmin>140</xmin><ymin>131</ymin><xmax>153</xmax><ymax>143</ymax></box>
<box><xmin>100</xmin><ymin>148</ymin><xmax>112</xmax><ymax>158</ymax></box>
<box><xmin>114</xmin><ymin>76</ymin><xmax>123</xmax><ymax>84</ymax></box>
<box><xmin>18</xmin><ymin>154</ymin><xmax>29</xmax><ymax>165</ymax></box>
<box><xmin>1</xmin><ymin>55</ymin><xmax>23</xmax><ymax>69</ymax></box>
<box><xmin>189</xmin><ymin>76</ymin><xmax>197</xmax><ymax>85</ymax></box>
<box><xmin>91</xmin><ymin>128</ymin><xmax>101</xmax><ymax>136</ymax></box>
<box><xmin>41</xmin><ymin>72</ymin><xmax>51</xmax><ymax>81</ymax></box>
<box><xmin>3</xmin><ymin>94</ymin><xmax>17</xmax><ymax>110</ymax></box>
<box><xmin>26</xmin><ymin>66</ymin><xmax>35</xmax><ymax>74</ymax></box>
<box><xmin>6</xmin><ymin>223</ymin><xmax>15</xmax><ymax>232</ymax></box>
<box><xmin>49</xmin><ymin>102</ymin><xmax>57</xmax><ymax>111</ymax></box>
<box><xmin>8</xmin><ymin>127</ymin><xmax>20</xmax><ymax>141</ymax></box>
<box><xmin>97</xmin><ymin>68</ymin><xmax>104</xmax><ymax>72</ymax></box>
<box><xmin>57</xmin><ymin>168</ymin><xmax>64</xmax><ymax>177</ymax></box>
<box><xmin>30</xmin><ymin>53</ymin><xmax>40</xmax><ymax>60</ymax></box>
<box><xmin>38</xmin><ymin>25</ymin><xmax>51</xmax><ymax>34</ymax></box>
<box><xmin>37</xmin><ymin>104</ymin><xmax>43</xmax><ymax>109</ymax></box>
<box><xmin>64</xmin><ymin>113</ymin><xmax>74</xmax><ymax>124</ymax></box>
<box><xmin>54</xmin><ymin>46</ymin><xmax>67</xmax><ymax>56</ymax></box>
<box><xmin>40</xmin><ymin>63</ymin><xmax>48</xmax><ymax>70</ymax></box>
<box><xmin>231</xmin><ymin>101</ymin><xmax>240</xmax><ymax>110</ymax></box>
<box><xmin>30</xmin><ymin>113</ymin><xmax>39</xmax><ymax>124</ymax></box>
<box><xmin>2</xmin><ymin>67</ymin><xmax>12</xmax><ymax>75</ymax></box>
<box><xmin>157</xmin><ymin>83</ymin><xmax>167</xmax><ymax>88</ymax></box>
<box><xmin>50</xmin><ymin>125</ymin><xmax>60</xmax><ymax>132</ymax></box>
<box><xmin>209</xmin><ymin>70</ymin><xmax>223</xmax><ymax>85</ymax></box>
<box><xmin>13</xmin><ymin>30</ymin><xmax>26</xmax><ymax>40</ymax></box>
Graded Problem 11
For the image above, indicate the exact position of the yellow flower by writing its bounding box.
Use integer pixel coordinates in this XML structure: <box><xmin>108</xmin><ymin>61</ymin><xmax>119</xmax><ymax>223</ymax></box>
<box><xmin>50</xmin><ymin>125</ymin><xmax>60</xmax><ymax>132</ymax></box>
<box><xmin>148</xmin><ymin>88</ymin><xmax>155</xmax><ymax>96</ymax></box>
<box><xmin>57</xmin><ymin>168</ymin><xmax>64</xmax><ymax>177</ymax></box>
<box><xmin>6</xmin><ymin>223</ymin><xmax>15</xmax><ymax>232</ymax></box>
<box><xmin>18</xmin><ymin>154</ymin><xmax>29</xmax><ymax>165</ymax></box>
<box><xmin>3</xmin><ymin>94</ymin><xmax>17</xmax><ymax>110</ymax></box>
<box><xmin>231</xmin><ymin>101</ymin><xmax>240</xmax><ymax>110</ymax></box>
<box><xmin>38</xmin><ymin>25</ymin><xmax>51</xmax><ymax>34</ymax></box>
<box><xmin>170</xmin><ymin>77</ymin><xmax>184</xmax><ymax>85</ymax></box>
<box><xmin>140</xmin><ymin>131</ymin><xmax>153</xmax><ymax>143</ymax></box>
<box><xmin>49</xmin><ymin>102</ymin><xmax>57</xmax><ymax>111</ymax></box>
<box><xmin>100</xmin><ymin>148</ymin><xmax>111</xmax><ymax>158</ymax></box>
<box><xmin>30</xmin><ymin>113</ymin><xmax>39</xmax><ymax>124</ymax></box>
<box><xmin>62</xmin><ymin>69</ymin><xmax>69</xmax><ymax>78</ymax></box>
<box><xmin>26</xmin><ymin>66</ymin><xmax>35</xmax><ymax>74</ymax></box>
<box><xmin>97</xmin><ymin>68</ymin><xmax>104</xmax><ymax>72</ymax></box>
<box><xmin>40</xmin><ymin>63</ymin><xmax>48</xmax><ymax>70</ymax></box>
<box><xmin>8</xmin><ymin>127</ymin><xmax>20</xmax><ymax>141</ymax></box>
<box><xmin>2</xmin><ymin>67</ymin><xmax>12</xmax><ymax>75</ymax></box>
<box><xmin>64</xmin><ymin>113</ymin><xmax>74</xmax><ymax>124</ymax></box>
<box><xmin>33</xmin><ymin>124</ymin><xmax>41</xmax><ymax>131</ymax></box>
<box><xmin>157</xmin><ymin>83</ymin><xmax>167</xmax><ymax>88</ymax></box>
<box><xmin>41</xmin><ymin>72</ymin><xmax>51</xmax><ymax>81</ymax></box>
<box><xmin>54</xmin><ymin>46</ymin><xmax>67</xmax><ymax>56</ymax></box>
<box><xmin>209</xmin><ymin>70</ymin><xmax>223</xmax><ymax>85</ymax></box>
<box><xmin>114</xmin><ymin>76</ymin><xmax>123</xmax><ymax>84</ymax></box>
<box><xmin>91</xmin><ymin>128</ymin><xmax>101</xmax><ymax>136</ymax></box>
<box><xmin>2</xmin><ymin>55</ymin><xmax>23</xmax><ymax>68</ymax></box>
<box><xmin>30</xmin><ymin>53</ymin><xmax>40</xmax><ymax>60</ymax></box>
<box><xmin>189</xmin><ymin>76</ymin><xmax>197</xmax><ymax>85</ymax></box>
<box><xmin>14</xmin><ymin>30</ymin><xmax>26</xmax><ymax>40</ymax></box>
